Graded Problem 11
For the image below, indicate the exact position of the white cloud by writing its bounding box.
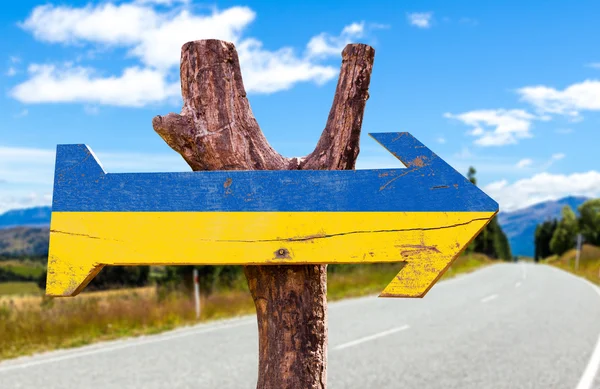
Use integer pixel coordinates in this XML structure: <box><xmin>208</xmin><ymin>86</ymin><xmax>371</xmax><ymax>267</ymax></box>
<box><xmin>84</xmin><ymin>105</ymin><xmax>99</xmax><ymax>115</ymax></box>
<box><xmin>586</xmin><ymin>62</ymin><xmax>600</xmax><ymax>69</ymax></box>
<box><xmin>355</xmin><ymin>154</ymin><xmax>404</xmax><ymax>170</ymax></box>
<box><xmin>407</xmin><ymin>12</ymin><xmax>433</xmax><ymax>28</ymax></box>
<box><xmin>555</xmin><ymin>128</ymin><xmax>573</xmax><ymax>134</ymax></box>
<box><xmin>129</xmin><ymin>7</ymin><xmax>256</xmax><ymax>70</ymax></box>
<box><xmin>14</xmin><ymin>109</ymin><xmax>28</xmax><ymax>118</ymax></box>
<box><xmin>237</xmin><ymin>39</ymin><xmax>337</xmax><ymax>93</ymax></box>
<box><xmin>0</xmin><ymin>145</ymin><xmax>188</xmax><ymax>186</ymax></box>
<box><xmin>134</xmin><ymin>0</ymin><xmax>189</xmax><ymax>5</ymax></box>
<box><xmin>538</xmin><ymin>152</ymin><xmax>566</xmax><ymax>171</ymax></box>
<box><xmin>0</xmin><ymin>190</ymin><xmax>53</xmax><ymax>214</ymax></box>
<box><xmin>518</xmin><ymin>80</ymin><xmax>600</xmax><ymax>117</ymax></box>
<box><xmin>444</xmin><ymin>109</ymin><xmax>539</xmax><ymax>146</ymax></box>
<box><xmin>0</xmin><ymin>146</ymin><xmax>55</xmax><ymax>185</ymax></box>
<box><xmin>6</xmin><ymin>67</ymin><xmax>17</xmax><ymax>76</ymax></box>
<box><xmin>436</xmin><ymin>137</ymin><xmax>446</xmax><ymax>144</ymax></box>
<box><xmin>453</xmin><ymin>147</ymin><xmax>473</xmax><ymax>159</ymax></box>
<box><xmin>15</xmin><ymin>2</ymin><xmax>371</xmax><ymax>106</ymax></box>
<box><xmin>11</xmin><ymin>64</ymin><xmax>179</xmax><ymax>107</ymax></box>
<box><xmin>512</xmin><ymin>153</ymin><xmax>565</xmax><ymax>171</ymax></box>
<box><xmin>306</xmin><ymin>22</ymin><xmax>364</xmax><ymax>58</ymax></box>
<box><xmin>0</xmin><ymin>144</ymin><xmax>191</xmax><ymax>212</ymax></box>
<box><xmin>20</xmin><ymin>3</ymin><xmax>162</xmax><ymax>46</ymax></box>
<box><xmin>484</xmin><ymin>171</ymin><xmax>600</xmax><ymax>212</ymax></box>
<box><xmin>516</xmin><ymin>158</ymin><xmax>532</xmax><ymax>168</ymax></box>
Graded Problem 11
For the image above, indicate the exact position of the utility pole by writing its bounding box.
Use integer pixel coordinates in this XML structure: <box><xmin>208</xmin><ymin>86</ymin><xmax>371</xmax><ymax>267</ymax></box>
<box><xmin>575</xmin><ymin>233</ymin><xmax>583</xmax><ymax>271</ymax></box>
<box><xmin>193</xmin><ymin>268</ymin><xmax>200</xmax><ymax>320</ymax></box>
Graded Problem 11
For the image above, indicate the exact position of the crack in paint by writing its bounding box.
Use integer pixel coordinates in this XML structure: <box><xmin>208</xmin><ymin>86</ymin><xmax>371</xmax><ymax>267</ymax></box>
<box><xmin>50</xmin><ymin>230</ymin><xmax>123</xmax><ymax>243</ymax></box>
<box><xmin>208</xmin><ymin>217</ymin><xmax>491</xmax><ymax>243</ymax></box>
<box><xmin>50</xmin><ymin>230</ymin><xmax>101</xmax><ymax>239</ymax></box>
<box><xmin>379</xmin><ymin>167</ymin><xmax>418</xmax><ymax>191</ymax></box>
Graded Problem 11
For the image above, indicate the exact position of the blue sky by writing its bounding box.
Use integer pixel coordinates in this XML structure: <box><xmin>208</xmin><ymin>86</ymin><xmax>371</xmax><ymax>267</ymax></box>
<box><xmin>1</xmin><ymin>0</ymin><xmax>599</xmax><ymax>213</ymax></box>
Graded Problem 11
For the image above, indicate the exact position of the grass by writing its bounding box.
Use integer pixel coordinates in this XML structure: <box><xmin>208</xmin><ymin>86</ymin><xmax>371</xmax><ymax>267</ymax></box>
<box><xmin>0</xmin><ymin>253</ymin><xmax>491</xmax><ymax>361</ymax></box>
<box><xmin>0</xmin><ymin>282</ymin><xmax>41</xmax><ymax>296</ymax></box>
<box><xmin>0</xmin><ymin>260</ymin><xmax>46</xmax><ymax>280</ymax></box>
<box><xmin>545</xmin><ymin>244</ymin><xmax>600</xmax><ymax>285</ymax></box>
<box><xmin>326</xmin><ymin>253</ymin><xmax>491</xmax><ymax>300</ymax></box>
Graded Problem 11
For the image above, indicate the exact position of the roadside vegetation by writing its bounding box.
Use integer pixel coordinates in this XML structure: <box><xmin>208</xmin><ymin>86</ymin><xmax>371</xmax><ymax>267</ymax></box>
<box><xmin>534</xmin><ymin>198</ymin><xmax>600</xmax><ymax>261</ymax></box>
<box><xmin>534</xmin><ymin>198</ymin><xmax>600</xmax><ymax>284</ymax></box>
<box><xmin>0</xmin><ymin>164</ymin><xmax>512</xmax><ymax>361</ymax></box>
<box><xmin>544</xmin><ymin>244</ymin><xmax>600</xmax><ymax>285</ymax></box>
<box><xmin>0</xmin><ymin>253</ymin><xmax>492</xmax><ymax>360</ymax></box>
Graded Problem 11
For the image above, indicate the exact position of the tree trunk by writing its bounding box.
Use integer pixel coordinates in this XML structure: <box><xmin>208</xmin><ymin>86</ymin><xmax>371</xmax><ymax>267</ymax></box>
<box><xmin>153</xmin><ymin>39</ymin><xmax>374</xmax><ymax>389</ymax></box>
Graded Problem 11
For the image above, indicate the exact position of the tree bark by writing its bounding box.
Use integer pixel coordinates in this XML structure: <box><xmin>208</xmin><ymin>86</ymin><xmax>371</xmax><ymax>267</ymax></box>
<box><xmin>153</xmin><ymin>39</ymin><xmax>374</xmax><ymax>389</ymax></box>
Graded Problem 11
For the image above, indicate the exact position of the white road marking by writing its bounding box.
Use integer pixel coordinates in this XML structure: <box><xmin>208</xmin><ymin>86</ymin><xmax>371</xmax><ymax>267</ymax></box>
<box><xmin>545</xmin><ymin>265</ymin><xmax>600</xmax><ymax>389</ymax></box>
<box><xmin>333</xmin><ymin>325</ymin><xmax>410</xmax><ymax>351</ymax></box>
<box><xmin>481</xmin><ymin>294</ymin><xmax>498</xmax><ymax>303</ymax></box>
<box><xmin>515</xmin><ymin>282</ymin><xmax>522</xmax><ymax>288</ymax></box>
<box><xmin>0</xmin><ymin>319</ymin><xmax>254</xmax><ymax>373</ymax></box>
<box><xmin>572</xmin><ymin>275</ymin><xmax>600</xmax><ymax>389</ymax></box>
<box><xmin>577</xmin><ymin>331</ymin><xmax>600</xmax><ymax>389</ymax></box>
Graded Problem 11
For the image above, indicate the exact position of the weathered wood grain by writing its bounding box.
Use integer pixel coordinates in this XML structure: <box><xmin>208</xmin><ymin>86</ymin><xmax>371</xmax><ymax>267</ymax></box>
<box><xmin>45</xmin><ymin>39</ymin><xmax>498</xmax><ymax>389</ymax></box>
<box><xmin>48</xmin><ymin>210</ymin><xmax>494</xmax><ymax>296</ymax></box>
<box><xmin>47</xmin><ymin>131</ymin><xmax>498</xmax><ymax>297</ymax></box>
<box><xmin>152</xmin><ymin>39</ymin><xmax>373</xmax><ymax>389</ymax></box>
<box><xmin>51</xmin><ymin>134</ymin><xmax>498</xmax><ymax>213</ymax></box>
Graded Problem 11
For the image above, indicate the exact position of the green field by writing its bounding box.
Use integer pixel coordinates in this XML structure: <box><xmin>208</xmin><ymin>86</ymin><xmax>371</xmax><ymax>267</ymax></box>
<box><xmin>0</xmin><ymin>261</ymin><xmax>45</xmax><ymax>278</ymax></box>
<box><xmin>0</xmin><ymin>282</ymin><xmax>41</xmax><ymax>296</ymax></box>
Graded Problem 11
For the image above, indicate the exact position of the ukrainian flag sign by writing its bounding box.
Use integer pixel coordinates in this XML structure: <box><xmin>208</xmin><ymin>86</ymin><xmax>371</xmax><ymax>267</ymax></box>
<box><xmin>46</xmin><ymin>132</ymin><xmax>498</xmax><ymax>298</ymax></box>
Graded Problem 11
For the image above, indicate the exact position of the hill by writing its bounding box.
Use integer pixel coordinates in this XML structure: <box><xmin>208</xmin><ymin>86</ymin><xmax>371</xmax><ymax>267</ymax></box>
<box><xmin>0</xmin><ymin>227</ymin><xmax>49</xmax><ymax>258</ymax></box>
<box><xmin>497</xmin><ymin>196</ymin><xmax>589</xmax><ymax>257</ymax></box>
<box><xmin>0</xmin><ymin>206</ymin><xmax>51</xmax><ymax>229</ymax></box>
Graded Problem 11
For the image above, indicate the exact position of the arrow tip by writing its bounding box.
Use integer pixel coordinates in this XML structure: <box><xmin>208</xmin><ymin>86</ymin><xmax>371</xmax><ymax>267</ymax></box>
<box><xmin>55</xmin><ymin>144</ymin><xmax>106</xmax><ymax>178</ymax></box>
<box><xmin>368</xmin><ymin>132</ymin><xmax>438</xmax><ymax>169</ymax></box>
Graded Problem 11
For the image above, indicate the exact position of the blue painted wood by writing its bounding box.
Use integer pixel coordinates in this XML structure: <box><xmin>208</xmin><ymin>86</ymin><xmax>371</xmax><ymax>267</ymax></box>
<box><xmin>51</xmin><ymin>132</ymin><xmax>498</xmax><ymax>213</ymax></box>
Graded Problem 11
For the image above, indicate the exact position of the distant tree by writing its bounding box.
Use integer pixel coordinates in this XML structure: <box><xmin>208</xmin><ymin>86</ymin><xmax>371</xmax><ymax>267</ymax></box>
<box><xmin>37</xmin><ymin>270</ymin><xmax>47</xmax><ymax>290</ymax></box>
<box><xmin>549</xmin><ymin>205</ymin><xmax>578</xmax><ymax>255</ymax></box>
<box><xmin>534</xmin><ymin>219</ymin><xmax>558</xmax><ymax>261</ymax></box>
<box><xmin>467</xmin><ymin>166</ymin><xmax>477</xmax><ymax>185</ymax></box>
<box><xmin>466</xmin><ymin>166</ymin><xmax>512</xmax><ymax>260</ymax></box>
<box><xmin>33</xmin><ymin>266</ymin><xmax>150</xmax><ymax>292</ymax></box>
<box><xmin>470</xmin><ymin>216</ymin><xmax>511</xmax><ymax>260</ymax></box>
<box><xmin>86</xmin><ymin>266</ymin><xmax>150</xmax><ymax>291</ymax></box>
<box><xmin>158</xmin><ymin>265</ymin><xmax>243</xmax><ymax>295</ymax></box>
<box><xmin>578</xmin><ymin>198</ymin><xmax>600</xmax><ymax>246</ymax></box>
<box><xmin>493</xmin><ymin>222</ymin><xmax>512</xmax><ymax>260</ymax></box>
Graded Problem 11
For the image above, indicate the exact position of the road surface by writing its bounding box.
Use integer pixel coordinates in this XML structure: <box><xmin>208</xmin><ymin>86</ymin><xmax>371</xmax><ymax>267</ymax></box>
<box><xmin>1</xmin><ymin>263</ymin><xmax>600</xmax><ymax>388</ymax></box>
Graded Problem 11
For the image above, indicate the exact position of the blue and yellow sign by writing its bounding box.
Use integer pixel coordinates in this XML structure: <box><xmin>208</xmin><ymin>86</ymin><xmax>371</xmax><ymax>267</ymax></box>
<box><xmin>47</xmin><ymin>132</ymin><xmax>498</xmax><ymax>298</ymax></box>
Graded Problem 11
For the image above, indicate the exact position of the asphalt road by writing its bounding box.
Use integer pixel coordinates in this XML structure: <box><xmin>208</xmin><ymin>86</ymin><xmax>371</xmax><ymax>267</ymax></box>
<box><xmin>2</xmin><ymin>263</ymin><xmax>600</xmax><ymax>389</ymax></box>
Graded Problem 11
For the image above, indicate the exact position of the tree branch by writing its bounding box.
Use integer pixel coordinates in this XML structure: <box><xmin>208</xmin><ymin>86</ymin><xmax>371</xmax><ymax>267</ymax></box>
<box><xmin>152</xmin><ymin>39</ymin><xmax>288</xmax><ymax>171</ymax></box>
<box><xmin>300</xmin><ymin>44</ymin><xmax>375</xmax><ymax>170</ymax></box>
<box><xmin>152</xmin><ymin>39</ymin><xmax>375</xmax><ymax>389</ymax></box>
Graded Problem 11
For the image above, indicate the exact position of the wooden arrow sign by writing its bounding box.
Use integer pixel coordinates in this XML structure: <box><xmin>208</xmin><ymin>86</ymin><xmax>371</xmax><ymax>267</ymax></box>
<box><xmin>46</xmin><ymin>132</ymin><xmax>498</xmax><ymax>297</ymax></box>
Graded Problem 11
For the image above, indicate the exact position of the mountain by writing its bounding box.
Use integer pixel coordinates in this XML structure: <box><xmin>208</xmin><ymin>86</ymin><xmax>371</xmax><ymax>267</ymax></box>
<box><xmin>0</xmin><ymin>227</ymin><xmax>49</xmax><ymax>258</ymax></box>
<box><xmin>497</xmin><ymin>196</ymin><xmax>589</xmax><ymax>257</ymax></box>
<box><xmin>0</xmin><ymin>206</ymin><xmax>51</xmax><ymax>229</ymax></box>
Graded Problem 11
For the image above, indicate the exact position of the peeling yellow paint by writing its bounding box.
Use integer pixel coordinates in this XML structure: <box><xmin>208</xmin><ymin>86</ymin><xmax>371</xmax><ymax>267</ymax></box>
<box><xmin>47</xmin><ymin>211</ymin><xmax>495</xmax><ymax>297</ymax></box>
